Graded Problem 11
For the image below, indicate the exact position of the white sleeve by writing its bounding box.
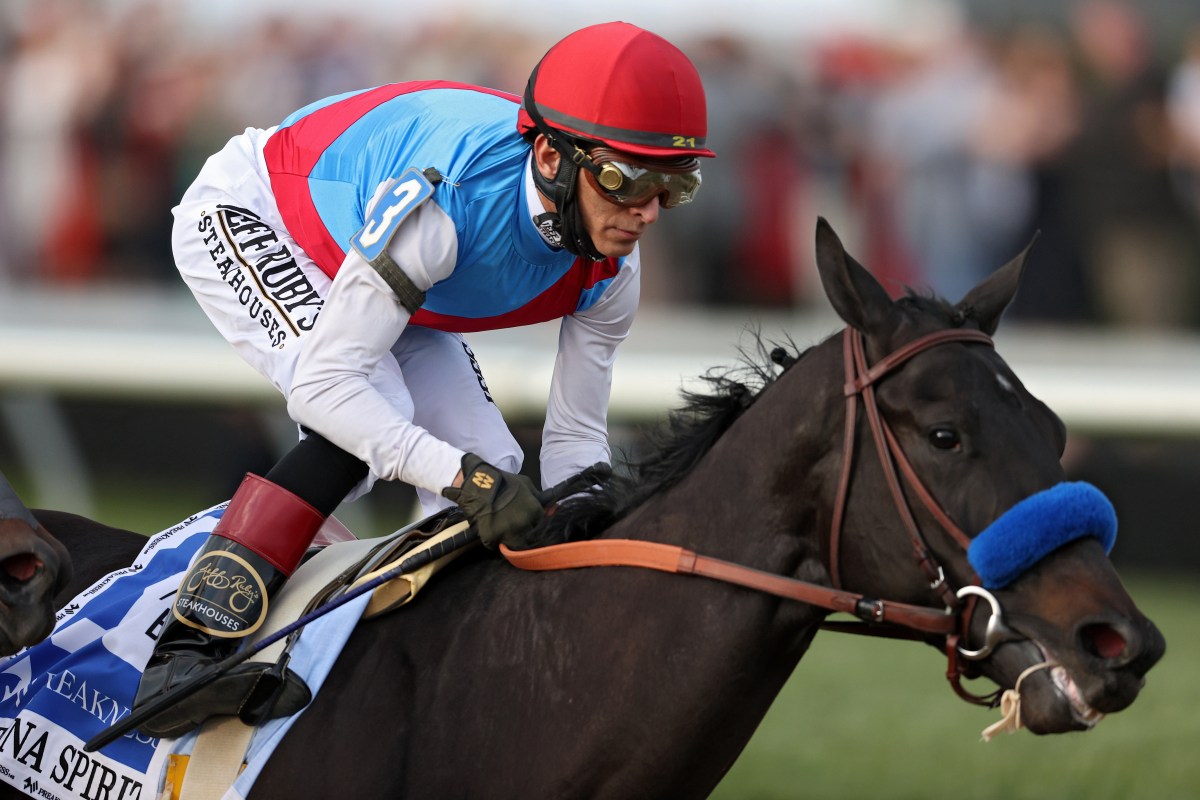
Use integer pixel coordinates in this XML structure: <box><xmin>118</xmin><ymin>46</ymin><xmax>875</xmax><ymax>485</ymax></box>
<box><xmin>287</xmin><ymin>199</ymin><xmax>464</xmax><ymax>494</ymax></box>
<box><xmin>539</xmin><ymin>247</ymin><xmax>641</xmax><ymax>488</ymax></box>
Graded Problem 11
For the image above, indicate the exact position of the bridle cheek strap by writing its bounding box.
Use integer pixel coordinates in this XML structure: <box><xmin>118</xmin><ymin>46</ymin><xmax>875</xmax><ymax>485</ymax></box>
<box><xmin>831</xmin><ymin>327</ymin><xmax>992</xmax><ymax>599</ymax></box>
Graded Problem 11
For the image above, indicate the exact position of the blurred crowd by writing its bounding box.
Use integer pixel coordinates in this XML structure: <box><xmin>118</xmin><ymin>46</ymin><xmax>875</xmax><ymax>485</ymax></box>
<box><xmin>3</xmin><ymin>0</ymin><xmax>1200</xmax><ymax>327</ymax></box>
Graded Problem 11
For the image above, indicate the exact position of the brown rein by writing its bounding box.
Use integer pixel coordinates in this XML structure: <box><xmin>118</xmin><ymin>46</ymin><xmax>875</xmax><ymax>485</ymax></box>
<box><xmin>502</xmin><ymin>326</ymin><xmax>1003</xmax><ymax>705</ymax></box>
<box><xmin>502</xmin><ymin>538</ymin><xmax>957</xmax><ymax>635</ymax></box>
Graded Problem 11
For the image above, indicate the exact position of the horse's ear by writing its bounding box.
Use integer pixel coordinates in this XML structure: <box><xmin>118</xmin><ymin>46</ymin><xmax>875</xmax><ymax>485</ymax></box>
<box><xmin>956</xmin><ymin>232</ymin><xmax>1038</xmax><ymax>335</ymax></box>
<box><xmin>815</xmin><ymin>217</ymin><xmax>894</xmax><ymax>334</ymax></box>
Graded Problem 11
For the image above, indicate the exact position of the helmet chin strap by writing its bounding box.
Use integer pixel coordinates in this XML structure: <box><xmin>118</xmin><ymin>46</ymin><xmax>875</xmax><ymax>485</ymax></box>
<box><xmin>523</xmin><ymin>72</ymin><xmax>607</xmax><ymax>262</ymax></box>
<box><xmin>530</xmin><ymin>151</ymin><xmax>606</xmax><ymax>262</ymax></box>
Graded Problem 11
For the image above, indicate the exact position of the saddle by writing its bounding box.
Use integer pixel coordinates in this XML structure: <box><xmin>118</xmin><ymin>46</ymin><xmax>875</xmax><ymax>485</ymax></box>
<box><xmin>307</xmin><ymin>507</ymin><xmax>472</xmax><ymax>619</ymax></box>
<box><xmin>163</xmin><ymin>509</ymin><xmax>476</xmax><ymax>800</ymax></box>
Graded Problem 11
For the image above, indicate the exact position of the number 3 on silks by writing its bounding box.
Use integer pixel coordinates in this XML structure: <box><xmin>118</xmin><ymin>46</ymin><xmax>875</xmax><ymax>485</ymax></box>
<box><xmin>352</xmin><ymin>168</ymin><xmax>436</xmax><ymax>262</ymax></box>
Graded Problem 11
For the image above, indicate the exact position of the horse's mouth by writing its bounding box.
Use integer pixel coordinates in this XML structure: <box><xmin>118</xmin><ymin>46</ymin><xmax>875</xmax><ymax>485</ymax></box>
<box><xmin>1</xmin><ymin>552</ymin><xmax>44</xmax><ymax>584</ymax></box>
<box><xmin>988</xmin><ymin>639</ymin><xmax>1107</xmax><ymax>736</ymax></box>
<box><xmin>1048</xmin><ymin>664</ymin><xmax>1104</xmax><ymax>729</ymax></box>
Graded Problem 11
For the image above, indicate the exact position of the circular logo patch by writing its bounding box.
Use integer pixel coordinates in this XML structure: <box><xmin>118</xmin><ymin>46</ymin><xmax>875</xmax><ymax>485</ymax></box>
<box><xmin>173</xmin><ymin>550</ymin><xmax>270</xmax><ymax>637</ymax></box>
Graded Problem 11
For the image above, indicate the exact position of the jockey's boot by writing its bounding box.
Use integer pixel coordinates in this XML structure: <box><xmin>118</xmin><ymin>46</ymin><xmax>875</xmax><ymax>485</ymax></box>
<box><xmin>132</xmin><ymin>473</ymin><xmax>325</xmax><ymax>739</ymax></box>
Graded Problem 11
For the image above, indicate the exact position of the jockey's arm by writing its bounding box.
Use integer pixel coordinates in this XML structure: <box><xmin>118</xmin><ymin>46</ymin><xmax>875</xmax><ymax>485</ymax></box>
<box><xmin>287</xmin><ymin>200</ymin><xmax>464</xmax><ymax>496</ymax></box>
<box><xmin>539</xmin><ymin>248</ymin><xmax>640</xmax><ymax>489</ymax></box>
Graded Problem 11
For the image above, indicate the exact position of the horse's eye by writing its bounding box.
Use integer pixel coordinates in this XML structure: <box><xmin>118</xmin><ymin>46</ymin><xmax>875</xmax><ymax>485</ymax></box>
<box><xmin>929</xmin><ymin>427</ymin><xmax>961</xmax><ymax>450</ymax></box>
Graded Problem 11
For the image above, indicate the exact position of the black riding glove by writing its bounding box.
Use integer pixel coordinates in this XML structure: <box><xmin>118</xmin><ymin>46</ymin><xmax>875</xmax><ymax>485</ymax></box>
<box><xmin>441</xmin><ymin>453</ymin><xmax>544</xmax><ymax>550</ymax></box>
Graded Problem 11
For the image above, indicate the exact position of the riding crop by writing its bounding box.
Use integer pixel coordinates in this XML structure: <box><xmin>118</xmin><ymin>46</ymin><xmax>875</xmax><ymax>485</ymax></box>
<box><xmin>84</xmin><ymin>462</ymin><xmax>611</xmax><ymax>753</ymax></box>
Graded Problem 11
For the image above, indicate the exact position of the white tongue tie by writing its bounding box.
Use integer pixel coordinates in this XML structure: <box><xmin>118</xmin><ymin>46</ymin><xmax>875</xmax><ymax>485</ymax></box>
<box><xmin>980</xmin><ymin>661</ymin><xmax>1056</xmax><ymax>742</ymax></box>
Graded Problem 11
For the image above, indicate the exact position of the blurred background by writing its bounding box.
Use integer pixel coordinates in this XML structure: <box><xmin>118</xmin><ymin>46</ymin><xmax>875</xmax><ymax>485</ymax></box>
<box><xmin>0</xmin><ymin>0</ymin><xmax>1197</xmax><ymax>796</ymax></box>
<box><xmin>1</xmin><ymin>0</ymin><xmax>1199</xmax><ymax>536</ymax></box>
<box><xmin>1</xmin><ymin>0</ymin><xmax>1197</xmax><ymax>558</ymax></box>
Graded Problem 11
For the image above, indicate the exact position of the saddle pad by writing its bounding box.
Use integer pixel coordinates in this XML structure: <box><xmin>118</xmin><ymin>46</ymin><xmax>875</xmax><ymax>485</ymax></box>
<box><xmin>0</xmin><ymin>505</ymin><xmax>466</xmax><ymax>800</ymax></box>
<box><xmin>0</xmin><ymin>504</ymin><xmax>225</xmax><ymax>800</ymax></box>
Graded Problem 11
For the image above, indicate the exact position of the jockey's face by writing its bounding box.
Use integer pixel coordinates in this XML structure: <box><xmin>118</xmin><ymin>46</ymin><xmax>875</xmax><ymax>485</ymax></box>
<box><xmin>532</xmin><ymin>135</ymin><xmax>662</xmax><ymax>259</ymax></box>
<box><xmin>576</xmin><ymin>156</ymin><xmax>662</xmax><ymax>258</ymax></box>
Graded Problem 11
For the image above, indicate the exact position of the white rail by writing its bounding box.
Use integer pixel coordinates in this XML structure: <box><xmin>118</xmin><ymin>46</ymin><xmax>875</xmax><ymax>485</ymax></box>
<box><xmin>2</xmin><ymin>286</ymin><xmax>1199</xmax><ymax>435</ymax></box>
<box><xmin>4</xmin><ymin>285</ymin><xmax>1199</xmax><ymax>517</ymax></box>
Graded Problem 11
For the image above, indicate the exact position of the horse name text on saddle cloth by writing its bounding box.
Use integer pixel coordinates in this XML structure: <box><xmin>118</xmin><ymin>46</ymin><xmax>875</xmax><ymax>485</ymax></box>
<box><xmin>0</xmin><ymin>505</ymin><xmax>371</xmax><ymax>800</ymax></box>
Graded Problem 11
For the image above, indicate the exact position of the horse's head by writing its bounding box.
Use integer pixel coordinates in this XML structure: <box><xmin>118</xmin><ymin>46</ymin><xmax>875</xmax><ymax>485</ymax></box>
<box><xmin>0</xmin><ymin>472</ymin><xmax>72</xmax><ymax>655</ymax></box>
<box><xmin>812</xmin><ymin>218</ymin><xmax>1165</xmax><ymax>735</ymax></box>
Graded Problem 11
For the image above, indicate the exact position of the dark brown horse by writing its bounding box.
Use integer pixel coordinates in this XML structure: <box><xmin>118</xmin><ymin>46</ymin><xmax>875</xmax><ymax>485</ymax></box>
<box><xmin>0</xmin><ymin>472</ymin><xmax>72</xmax><ymax>656</ymax></box>
<box><xmin>19</xmin><ymin>219</ymin><xmax>1164</xmax><ymax>799</ymax></box>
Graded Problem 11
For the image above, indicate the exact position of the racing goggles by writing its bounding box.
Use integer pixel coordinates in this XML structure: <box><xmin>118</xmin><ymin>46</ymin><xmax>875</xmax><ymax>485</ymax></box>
<box><xmin>580</xmin><ymin>147</ymin><xmax>702</xmax><ymax>209</ymax></box>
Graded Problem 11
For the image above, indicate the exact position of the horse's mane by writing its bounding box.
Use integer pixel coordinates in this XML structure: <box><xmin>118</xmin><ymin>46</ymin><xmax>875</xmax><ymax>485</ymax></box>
<box><xmin>528</xmin><ymin>294</ymin><xmax>969</xmax><ymax>547</ymax></box>
<box><xmin>528</xmin><ymin>334</ymin><xmax>805</xmax><ymax>547</ymax></box>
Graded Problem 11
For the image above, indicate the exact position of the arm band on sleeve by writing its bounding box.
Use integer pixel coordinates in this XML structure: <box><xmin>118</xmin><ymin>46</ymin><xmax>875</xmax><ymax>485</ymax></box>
<box><xmin>369</xmin><ymin>249</ymin><xmax>427</xmax><ymax>315</ymax></box>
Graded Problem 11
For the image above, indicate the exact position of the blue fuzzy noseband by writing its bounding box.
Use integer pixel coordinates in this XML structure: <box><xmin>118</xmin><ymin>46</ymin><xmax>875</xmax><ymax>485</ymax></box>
<box><xmin>967</xmin><ymin>481</ymin><xmax>1117</xmax><ymax>589</ymax></box>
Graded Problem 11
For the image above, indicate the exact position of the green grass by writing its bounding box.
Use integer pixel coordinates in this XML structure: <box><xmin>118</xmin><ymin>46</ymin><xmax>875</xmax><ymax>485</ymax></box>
<box><xmin>87</xmin><ymin>480</ymin><xmax>223</xmax><ymax>536</ymax></box>
<box><xmin>711</xmin><ymin>573</ymin><xmax>1199</xmax><ymax>800</ymax></box>
<box><xmin>15</xmin><ymin>475</ymin><xmax>406</xmax><ymax>541</ymax></box>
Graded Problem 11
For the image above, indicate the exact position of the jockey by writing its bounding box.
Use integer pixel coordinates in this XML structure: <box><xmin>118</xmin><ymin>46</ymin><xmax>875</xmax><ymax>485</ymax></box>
<box><xmin>133</xmin><ymin>21</ymin><xmax>714</xmax><ymax>738</ymax></box>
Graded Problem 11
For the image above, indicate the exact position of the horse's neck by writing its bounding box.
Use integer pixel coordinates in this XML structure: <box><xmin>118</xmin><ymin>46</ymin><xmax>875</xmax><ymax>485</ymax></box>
<box><xmin>611</xmin><ymin>346</ymin><xmax>841</xmax><ymax>570</ymax></box>
<box><xmin>564</xmin><ymin>352</ymin><xmax>843</xmax><ymax>795</ymax></box>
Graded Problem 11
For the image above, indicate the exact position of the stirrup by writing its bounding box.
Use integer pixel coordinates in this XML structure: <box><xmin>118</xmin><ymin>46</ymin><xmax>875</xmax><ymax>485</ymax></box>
<box><xmin>134</xmin><ymin>658</ymin><xmax>312</xmax><ymax>740</ymax></box>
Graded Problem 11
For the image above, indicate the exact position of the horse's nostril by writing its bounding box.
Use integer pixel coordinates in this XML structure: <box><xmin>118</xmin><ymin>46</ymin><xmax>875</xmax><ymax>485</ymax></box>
<box><xmin>1</xmin><ymin>553</ymin><xmax>42</xmax><ymax>583</ymax></box>
<box><xmin>1082</xmin><ymin>623</ymin><xmax>1127</xmax><ymax>661</ymax></box>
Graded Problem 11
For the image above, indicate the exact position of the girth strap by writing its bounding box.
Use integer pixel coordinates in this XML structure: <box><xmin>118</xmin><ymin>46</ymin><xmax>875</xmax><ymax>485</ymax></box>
<box><xmin>502</xmin><ymin>539</ymin><xmax>956</xmax><ymax>635</ymax></box>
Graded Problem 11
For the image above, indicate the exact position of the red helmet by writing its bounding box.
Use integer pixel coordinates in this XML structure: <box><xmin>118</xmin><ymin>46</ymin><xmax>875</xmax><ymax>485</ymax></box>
<box><xmin>517</xmin><ymin>22</ymin><xmax>715</xmax><ymax>159</ymax></box>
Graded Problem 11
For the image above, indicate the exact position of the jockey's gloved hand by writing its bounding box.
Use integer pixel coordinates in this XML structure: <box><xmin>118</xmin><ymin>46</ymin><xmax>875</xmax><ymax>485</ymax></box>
<box><xmin>441</xmin><ymin>453</ymin><xmax>544</xmax><ymax>550</ymax></box>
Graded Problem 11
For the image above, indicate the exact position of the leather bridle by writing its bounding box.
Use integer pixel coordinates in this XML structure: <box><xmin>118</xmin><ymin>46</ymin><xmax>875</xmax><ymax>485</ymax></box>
<box><xmin>504</xmin><ymin>326</ymin><xmax>1022</xmax><ymax>707</ymax></box>
<box><xmin>828</xmin><ymin>326</ymin><xmax>1009</xmax><ymax>705</ymax></box>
